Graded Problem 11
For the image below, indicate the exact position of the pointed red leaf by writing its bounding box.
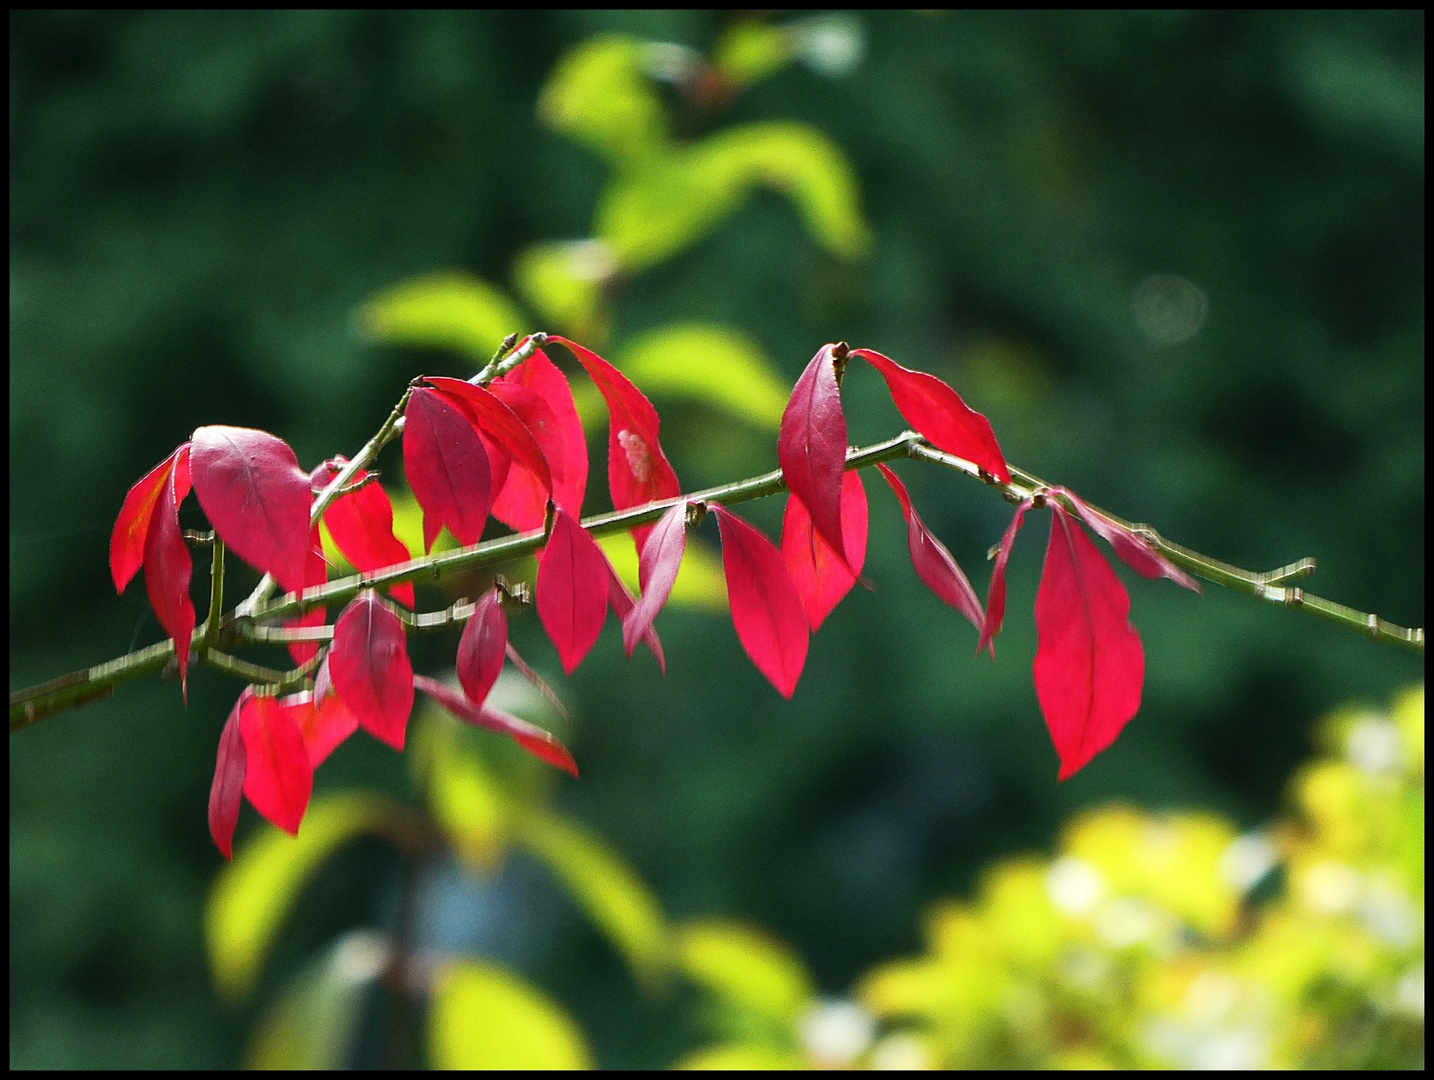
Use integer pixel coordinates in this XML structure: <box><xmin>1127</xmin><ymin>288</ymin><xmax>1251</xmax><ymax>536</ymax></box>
<box><xmin>979</xmin><ymin>499</ymin><xmax>1033</xmax><ymax>659</ymax></box>
<box><xmin>604</xmin><ymin>553</ymin><xmax>666</xmax><ymax>672</ymax></box>
<box><xmin>491</xmin><ymin>345</ymin><xmax>587</xmax><ymax>521</ymax></box>
<box><xmin>1034</xmin><ymin>507</ymin><xmax>1145</xmax><ymax>780</ymax></box>
<box><xmin>329</xmin><ymin>590</ymin><xmax>415</xmax><ymax>751</ymax></box>
<box><xmin>414</xmin><ymin>674</ymin><xmax>579</xmax><ymax>777</ymax></box>
<box><xmin>713</xmin><ymin>506</ymin><xmax>809</xmax><ymax>699</ymax></box>
<box><xmin>143</xmin><ymin>457</ymin><xmax>196</xmax><ymax>700</ymax></box>
<box><xmin>403</xmin><ymin>387</ymin><xmax>492</xmax><ymax>551</ymax></box>
<box><xmin>313</xmin><ymin>461</ymin><xmax>415</xmax><ymax>608</ymax></box>
<box><xmin>190</xmin><ymin>426</ymin><xmax>312</xmax><ymax>594</ymax></box>
<box><xmin>782</xmin><ymin>470</ymin><xmax>867</xmax><ymax>631</ymax></box>
<box><xmin>1056</xmin><ymin>489</ymin><xmax>1201</xmax><ymax>594</ymax></box>
<box><xmin>301</xmin><ymin>657</ymin><xmax>360</xmax><ymax>767</ymax></box>
<box><xmin>457</xmin><ymin>588</ymin><xmax>508</xmax><ymax>705</ymax></box>
<box><xmin>487</xmin><ymin>382</ymin><xmax>563</xmax><ymax>532</ymax></box>
<box><xmin>852</xmin><ymin>349</ymin><xmax>1011</xmax><ymax>484</ymax></box>
<box><xmin>549</xmin><ymin>336</ymin><xmax>679</xmax><ymax>553</ymax></box>
<box><xmin>209</xmin><ymin>689</ymin><xmax>250</xmax><ymax>859</ymax></box>
<box><xmin>284</xmin><ymin>528</ymin><xmax>329</xmax><ymax>667</ymax></box>
<box><xmin>239</xmin><ymin>692</ymin><xmax>313</xmax><ymax>834</ymax></box>
<box><xmin>876</xmin><ymin>464</ymin><xmax>983</xmax><ymax>633</ymax></box>
<box><xmin>778</xmin><ymin>344</ymin><xmax>854</xmax><ymax>574</ymax></box>
<box><xmin>110</xmin><ymin>444</ymin><xmax>187</xmax><ymax>594</ymax></box>
<box><xmin>426</xmin><ymin>377</ymin><xmax>553</xmax><ymax>498</ymax></box>
<box><xmin>623</xmin><ymin>500</ymin><xmax>687</xmax><ymax>659</ymax></box>
<box><xmin>535</xmin><ymin>508</ymin><xmax>610</xmax><ymax>675</ymax></box>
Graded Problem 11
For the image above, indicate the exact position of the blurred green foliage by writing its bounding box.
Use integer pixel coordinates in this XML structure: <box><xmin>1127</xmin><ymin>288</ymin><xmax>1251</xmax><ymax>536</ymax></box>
<box><xmin>9</xmin><ymin>11</ymin><xmax>1422</xmax><ymax>1068</ymax></box>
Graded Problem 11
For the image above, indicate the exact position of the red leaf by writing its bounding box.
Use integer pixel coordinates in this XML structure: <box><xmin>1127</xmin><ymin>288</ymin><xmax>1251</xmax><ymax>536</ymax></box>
<box><xmin>486</xmin><ymin>382</ymin><xmax>560</xmax><ymax>532</ymax></box>
<box><xmin>623</xmin><ymin>500</ymin><xmax>687</xmax><ymax>658</ymax></box>
<box><xmin>313</xmin><ymin>461</ymin><xmax>416</xmax><ymax>609</ymax></box>
<box><xmin>876</xmin><ymin>464</ymin><xmax>983</xmax><ymax>633</ymax></box>
<box><xmin>491</xmin><ymin>345</ymin><xmax>587</xmax><ymax>522</ymax></box>
<box><xmin>978</xmin><ymin>499</ymin><xmax>1032</xmax><ymax>659</ymax></box>
<box><xmin>851</xmin><ymin>349</ymin><xmax>1011</xmax><ymax>484</ymax></box>
<box><xmin>535</xmin><ymin>508</ymin><xmax>610</xmax><ymax>675</ymax></box>
<box><xmin>782</xmin><ymin>470</ymin><xmax>867</xmax><ymax>631</ymax></box>
<box><xmin>604</xmin><ymin>553</ymin><xmax>666</xmax><ymax>673</ymax></box>
<box><xmin>548</xmin><ymin>336</ymin><xmax>679</xmax><ymax>553</ymax></box>
<box><xmin>301</xmin><ymin>657</ymin><xmax>360</xmax><ymax>767</ymax></box>
<box><xmin>284</xmin><ymin>529</ymin><xmax>329</xmax><ymax>667</ymax></box>
<box><xmin>190</xmin><ymin>426</ymin><xmax>312</xmax><ymax>594</ymax></box>
<box><xmin>457</xmin><ymin>588</ymin><xmax>508</xmax><ymax>705</ymax></box>
<box><xmin>209</xmin><ymin>690</ymin><xmax>249</xmax><ymax>859</ymax></box>
<box><xmin>1034</xmin><ymin>506</ymin><xmax>1145</xmax><ymax>780</ymax></box>
<box><xmin>110</xmin><ymin>444</ymin><xmax>187</xmax><ymax>594</ymax></box>
<box><xmin>414</xmin><ymin>674</ymin><xmax>579</xmax><ymax>777</ymax></box>
<box><xmin>239</xmin><ymin>692</ymin><xmax>314</xmax><ymax>834</ymax></box>
<box><xmin>713</xmin><ymin>506</ymin><xmax>809</xmax><ymax>699</ymax></box>
<box><xmin>403</xmin><ymin>387</ymin><xmax>492</xmax><ymax>550</ymax></box>
<box><xmin>426</xmin><ymin>377</ymin><xmax>553</xmax><ymax>498</ymax></box>
<box><xmin>1057</xmin><ymin>489</ymin><xmax>1201</xmax><ymax>595</ymax></box>
<box><xmin>329</xmin><ymin>590</ymin><xmax>415</xmax><ymax>751</ymax></box>
<box><xmin>143</xmin><ymin>456</ymin><xmax>196</xmax><ymax>700</ymax></box>
<box><xmin>778</xmin><ymin>344</ymin><xmax>854</xmax><ymax>574</ymax></box>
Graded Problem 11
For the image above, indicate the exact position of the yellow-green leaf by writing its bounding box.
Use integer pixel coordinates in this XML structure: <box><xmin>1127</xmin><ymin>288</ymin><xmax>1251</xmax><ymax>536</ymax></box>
<box><xmin>538</xmin><ymin>34</ymin><xmax>668</xmax><ymax>168</ymax></box>
<box><xmin>517</xmin><ymin>809</ymin><xmax>673</xmax><ymax>992</ymax></box>
<box><xmin>428</xmin><ymin>959</ymin><xmax>592</xmax><ymax>1070</ymax></box>
<box><xmin>617</xmin><ymin>324</ymin><xmax>791</xmax><ymax>431</ymax></box>
<box><xmin>598</xmin><ymin>532</ymin><xmax>728</xmax><ymax>613</ymax></box>
<box><xmin>206</xmin><ymin>793</ymin><xmax>405</xmax><ymax>1000</ymax></box>
<box><xmin>512</xmin><ymin>241</ymin><xmax>613</xmax><ymax>343</ymax></box>
<box><xmin>359</xmin><ymin>272</ymin><xmax>527</xmax><ymax>363</ymax></box>
<box><xmin>675</xmin><ymin>1042</ymin><xmax>807</xmax><ymax>1070</ymax></box>
<box><xmin>676</xmin><ymin>919</ymin><xmax>814</xmax><ymax>1025</ymax></box>
<box><xmin>713</xmin><ymin>21</ymin><xmax>795</xmax><ymax>88</ymax></box>
<box><xmin>410</xmin><ymin>707</ymin><xmax>511</xmax><ymax>871</ymax></box>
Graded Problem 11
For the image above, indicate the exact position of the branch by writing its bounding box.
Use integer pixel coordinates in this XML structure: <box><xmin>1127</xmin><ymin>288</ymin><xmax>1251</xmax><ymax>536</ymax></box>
<box><xmin>10</xmin><ymin>432</ymin><xmax>1422</xmax><ymax>731</ymax></box>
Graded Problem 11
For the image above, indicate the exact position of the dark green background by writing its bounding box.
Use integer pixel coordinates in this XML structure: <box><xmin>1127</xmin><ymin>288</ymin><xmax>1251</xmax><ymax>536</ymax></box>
<box><xmin>10</xmin><ymin>11</ymin><xmax>1423</xmax><ymax>1068</ymax></box>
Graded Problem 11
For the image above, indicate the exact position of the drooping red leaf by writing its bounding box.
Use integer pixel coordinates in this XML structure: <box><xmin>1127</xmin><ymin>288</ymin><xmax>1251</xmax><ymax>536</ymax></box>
<box><xmin>143</xmin><ymin>457</ymin><xmax>196</xmax><ymax>700</ymax></box>
<box><xmin>778</xmin><ymin>344</ymin><xmax>854</xmax><ymax>575</ymax></box>
<box><xmin>604</xmin><ymin>554</ymin><xmax>666</xmax><ymax>673</ymax></box>
<box><xmin>209</xmin><ymin>689</ymin><xmax>250</xmax><ymax>859</ymax></box>
<box><xmin>1033</xmin><ymin>506</ymin><xmax>1145</xmax><ymax>780</ymax></box>
<box><xmin>782</xmin><ymin>471</ymin><xmax>867</xmax><ymax>631</ymax></box>
<box><xmin>239</xmin><ymin>692</ymin><xmax>314</xmax><ymax>835</ymax></box>
<box><xmin>329</xmin><ymin>590</ymin><xmax>415</xmax><ymax>751</ymax></box>
<box><xmin>300</xmin><ymin>656</ymin><xmax>360</xmax><ymax>767</ymax></box>
<box><xmin>713</xmin><ymin>505</ymin><xmax>809</xmax><ymax>699</ymax></box>
<box><xmin>314</xmin><ymin>460</ymin><xmax>417</xmax><ymax>609</ymax></box>
<box><xmin>535</xmin><ymin>508</ymin><xmax>610</xmax><ymax>675</ymax></box>
<box><xmin>403</xmin><ymin>387</ymin><xmax>492</xmax><ymax>551</ymax></box>
<box><xmin>623</xmin><ymin>500</ymin><xmax>687</xmax><ymax>659</ymax></box>
<box><xmin>548</xmin><ymin>336</ymin><xmax>679</xmax><ymax>553</ymax></box>
<box><xmin>190</xmin><ymin>425</ymin><xmax>312</xmax><ymax>594</ymax></box>
<box><xmin>487</xmin><ymin>382</ymin><xmax>563</xmax><ymax>532</ymax></box>
<box><xmin>491</xmin><ymin>345</ymin><xmax>587</xmax><ymax>522</ymax></box>
<box><xmin>978</xmin><ymin>499</ymin><xmax>1033</xmax><ymax>659</ymax></box>
<box><xmin>851</xmin><ymin>349</ymin><xmax>1011</xmax><ymax>484</ymax></box>
<box><xmin>110</xmin><ymin>444</ymin><xmax>187</xmax><ymax>594</ymax></box>
<box><xmin>457</xmin><ymin>588</ymin><xmax>508</xmax><ymax>706</ymax></box>
<box><xmin>284</xmin><ymin>528</ymin><xmax>329</xmax><ymax>667</ymax></box>
<box><xmin>1056</xmin><ymin>489</ymin><xmax>1201</xmax><ymax>594</ymax></box>
<box><xmin>414</xmin><ymin>674</ymin><xmax>579</xmax><ymax>777</ymax></box>
<box><xmin>426</xmin><ymin>377</ymin><xmax>553</xmax><ymax>498</ymax></box>
<box><xmin>876</xmin><ymin>464</ymin><xmax>983</xmax><ymax>633</ymax></box>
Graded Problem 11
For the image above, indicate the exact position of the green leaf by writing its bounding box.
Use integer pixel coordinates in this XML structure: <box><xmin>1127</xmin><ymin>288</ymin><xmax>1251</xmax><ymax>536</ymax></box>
<box><xmin>598</xmin><ymin>531</ymin><xmax>728</xmax><ymax>613</ymax></box>
<box><xmin>410</xmin><ymin>707</ymin><xmax>511</xmax><ymax>871</ymax></box>
<box><xmin>617</xmin><ymin>324</ymin><xmax>791</xmax><ymax>431</ymax></box>
<box><xmin>538</xmin><ymin>34</ymin><xmax>668</xmax><ymax>169</ymax></box>
<box><xmin>677</xmin><ymin>919</ymin><xmax>814</xmax><ymax>1025</ymax></box>
<box><xmin>428</xmin><ymin>959</ymin><xmax>592</xmax><ymax>1070</ymax></box>
<box><xmin>359</xmin><ymin>272</ymin><xmax>528</xmax><ymax>363</ymax></box>
<box><xmin>713</xmin><ymin>21</ymin><xmax>795</xmax><ymax>88</ymax></box>
<box><xmin>206</xmin><ymin>792</ymin><xmax>406</xmax><ymax>1000</ymax></box>
<box><xmin>517</xmin><ymin>808</ymin><xmax>674</xmax><ymax>992</ymax></box>
<box><xmin>512</xmin><ymin>241</ymin><xmax>613</xmax><ymax>343</ymax></box>
<box><xmin>675</xmin><ymin>1043</ymin><xmax>808</xmax><ymax>1070</ymax></box>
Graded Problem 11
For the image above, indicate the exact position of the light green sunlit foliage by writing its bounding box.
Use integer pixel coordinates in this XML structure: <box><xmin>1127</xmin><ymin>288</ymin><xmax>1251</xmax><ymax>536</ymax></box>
<box><xmin>672</xmin><ymin>686</ymin><xmax>1425</xmax><ymax>1069</ymax></box>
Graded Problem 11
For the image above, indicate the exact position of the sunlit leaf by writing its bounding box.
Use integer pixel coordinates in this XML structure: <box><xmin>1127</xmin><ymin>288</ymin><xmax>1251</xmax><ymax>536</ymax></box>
<box><xmin>876</xmin><ymin>463</ymin><xmax>982</xmax><ymax>632</ymax></box>
<box><xmin>598</xmin><ymin>532</ymin><xmax>728</xmax><ymax>612</ymax></box>
<box><xmin>329</xmin><ymin>591</ymin><xmax>414</xmax><ymax>752</ymax></box>
<box><xmin>713</xmin><ymin>506</ymin><xmax>809</xmax><ymax>699</ymax></box>
<box><xmin>778</xmin><ymin>344</ymin><xmax>854</xmax><ymax>574</ymax></box>
<box><xmin>604</xmin><ymin>555</ymin><xmax>665</xmax><ymax>673</ymax></box>
<box><xmin>283</xmin><ymin>529</ymin><xmax>328</xmax><ymax>667</ymax></box>
<box><xmin>676</xmin><ymin>919</ymin><xmax>814</xmax><ymax>1024</ymax></box>
<box><xmin>535</xmin><ymin>508</ymin><xmax>610</xmax><ymax>676</ymax></box>
<box><xmin>519</xmin><ymin>809</ymin><xmax>673</xmax><ymax>992</ymax></box>
<box><xmin>538</xmin><ymin>34</ymin><xmax>667</xmax><ymax>167</ymax></box>
<box><xmin>239</xmin><ymin>693</ymin><xmax>313</xmax><ymax>835</ymax></box>
<box><xmin>429</xmin><ymin>960</ymin><xmax>593</xmax><ymax>1070</ymax></box>
<box><xmin>512</xmin><ymin>241</ymin><xmax>612</xmax><ymax>342</ymax></box>
<box><xmin>782</xmin><ymin>471</ymin><xmax>866</xmax><ymax>631</ymax></box>
<box><xmin>414</xmin><ymin>674</ymin><xmax>578</xmax><ymax>778</ymax></box>
<box><xmin>110</xmin><ymin>444</ymin><xmax>186</xmax><ymax>594</ymax></box>
<box><xmin>426</xmin><ymin>376</ymin><xmax>554</xmax><ymax>497</ymax></box>
<box><xmin>492</xmin><ymin>344</ymin><xmax>588</xmax><ymax>524</ymax></box>
<box><xmin>457</xmin><ymin>588</ymin><xmax>507</xmax><ymax>707</ymax></box>
<box><xmin>617</xmin><ymin>324</ymin><xmax>792</xmax><ymax>430</ymax></box>
<box><xmin>143</xmin><ymin>452</ymin><xmax>195</xmax><ymax>699</ymax></box>
<box><xmin>624</xmin><ymin>500</ymin><xmax>687</xmax><ymax>658</ymax></box>
<box><xmin>402</xmin><ymin>387</ymin><xmax>492</xmax><ymax>551</ymax></box>
<box><xmin>359</xmin><ymin>271</ymin><xmax>527</xmax><ymax>363</ymax></box>
<box><xmin>675</xmin><ymin>1044</ymin><xmax>809</xmax><ymax>1071</ymax></box>
<box><xmin>314</xmin><ymin>460</ymin><xmax>415</xmax><ymax>609</ymax></box>
<box><xmin>1057</xmin><ymin>488</ymin><xmax>1201</xmax><ymax>594</ymax></box>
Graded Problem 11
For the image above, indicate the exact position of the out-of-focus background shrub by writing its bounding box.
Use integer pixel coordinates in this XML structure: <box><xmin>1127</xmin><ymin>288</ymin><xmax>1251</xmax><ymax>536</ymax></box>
<box><xmin>10</xmin><ymin>11</ymin><xmax>1422</xmax><ymax>1068</ymax></box>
